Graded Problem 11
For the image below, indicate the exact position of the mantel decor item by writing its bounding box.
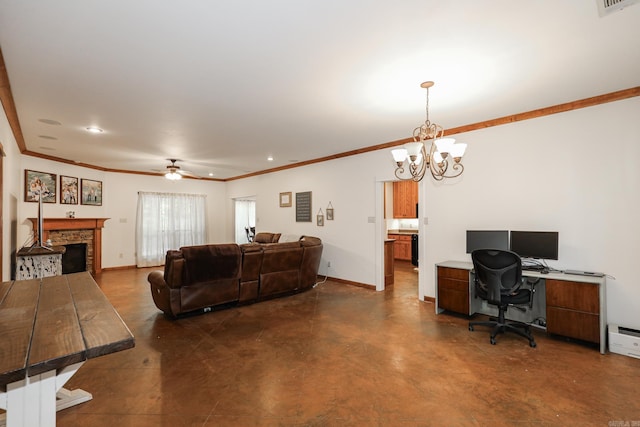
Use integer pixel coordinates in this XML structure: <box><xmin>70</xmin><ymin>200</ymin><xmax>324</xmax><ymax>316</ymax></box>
<box><xmin>317</xmin><ymin>209</ymin><xmax>324</xmax><ymax>226</ymax></box>
<box><xmin>326</xmin><ymin>202</ymin><xmax>334</xmax><ymax>220</ymax></box>
<box><xmin>60</xmin><ymin>175</ymin><xmax>79</xmax><ymax>205</ymax></box>
<box><xmin>279</xmin><ymin>192</ymin><xmax>292</xmax><ymax>207</ymax></box>
<box><xmin>81</xmin><ymin>179</ymin><xmax>103</xmax><ymax>206</ymax></box>
<box><xmin>25</xmin><ymin>170</ymin><xmax>56</xmax><ymax>203</ymax></box>
<box><xmin>391</xmin><ymin>81</ymin><xmax>467</xmax><ymax>182</ymax></box>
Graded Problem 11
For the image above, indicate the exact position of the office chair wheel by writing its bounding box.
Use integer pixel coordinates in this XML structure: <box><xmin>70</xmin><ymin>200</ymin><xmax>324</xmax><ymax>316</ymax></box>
<box><xmin>469</xmin><ymin>325</ymin><xmax>474</xmax><ymax>331</ymax></box>
<box><xmin>490</xmin><ymin>337</ymin><xmax>496</xmax><ymax>345</ymax></box>
<box><xmin>529</xmin><ymin>341</ymin><xmax>537</xmax><ymax>348</ymax></box>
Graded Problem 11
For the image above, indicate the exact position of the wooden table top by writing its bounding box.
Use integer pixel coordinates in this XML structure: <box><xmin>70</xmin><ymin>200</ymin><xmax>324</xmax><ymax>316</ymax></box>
<box><xmin>0</xmin><ymin>272</ymin><xmax>135</xmax><ymax>387</ymax></box>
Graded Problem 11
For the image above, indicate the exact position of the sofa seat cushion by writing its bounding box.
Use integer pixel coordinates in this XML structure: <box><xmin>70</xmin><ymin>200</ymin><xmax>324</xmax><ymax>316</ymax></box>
<box><xmin>180</xmin><ymin>279</ymin><xmax>240</xmax><ymax>312</ymax></box>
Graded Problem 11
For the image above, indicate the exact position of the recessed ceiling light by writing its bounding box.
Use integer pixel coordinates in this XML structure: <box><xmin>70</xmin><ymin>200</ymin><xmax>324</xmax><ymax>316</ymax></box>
<box><xmin>267</xmin><ymin>156</ymin><xmax>274</xmax><ymax>161</ymax></box>
<box><xmin>38</xmin><ymin>135</ymin><xmax>58</xmax><ymax>140</ymax></box>
<box><xmin>208</xmin><ymin>173</ymin><xmax>214</xmax><ymax>177</ymax></box>
<box><xmin>86</xmin><ymin>126</ymin><xmax>103</xmax><ymax>133</ymax></box>
<box><xmin>38</xmin><ymin>119</ymin><xmax>62</xmax><ymax>125</ymax></box>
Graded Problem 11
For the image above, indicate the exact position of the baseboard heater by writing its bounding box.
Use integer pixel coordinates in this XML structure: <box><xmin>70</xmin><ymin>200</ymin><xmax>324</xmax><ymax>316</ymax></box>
<box><xmin>609</xmin><ymin>325</ymin><xmax>640</xmax><ymax>359</ymax></box>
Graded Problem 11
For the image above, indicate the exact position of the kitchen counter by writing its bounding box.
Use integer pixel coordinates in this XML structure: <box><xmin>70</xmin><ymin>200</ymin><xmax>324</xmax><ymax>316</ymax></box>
<box><xmin>387</xmin><ymin>229</ymin><xmax>419</xmax><ymax>235</ymax></box>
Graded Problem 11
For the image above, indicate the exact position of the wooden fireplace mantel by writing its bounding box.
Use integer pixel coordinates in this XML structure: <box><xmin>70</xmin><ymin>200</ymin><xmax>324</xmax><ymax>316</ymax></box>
<box><xmin>27</xmin><ymin>218</ymin><xmax>109</xmax><ymax>274</ymax></box>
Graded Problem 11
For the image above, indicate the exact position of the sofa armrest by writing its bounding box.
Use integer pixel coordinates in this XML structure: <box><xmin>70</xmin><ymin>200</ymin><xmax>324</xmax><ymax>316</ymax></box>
<box><xmin>163</xmin><ymin>254</ymin><xmax>185</xmax><ymax>288</ymax></box>
<box><xmin>148</xmin><ymin>269</ymin><xmax>179</xmax><ymax>316</ymax></box>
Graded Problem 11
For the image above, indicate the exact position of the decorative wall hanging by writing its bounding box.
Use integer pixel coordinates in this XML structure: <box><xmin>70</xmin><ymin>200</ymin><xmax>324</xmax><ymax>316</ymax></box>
<box><xmin>279</xmin><ymin>192</ymin><xmax>292</xmax><ymax>207</ymax></box>
<box><xmin>326</xmin><ymin>202</ymin><xmax>334</xmax><ymax>220</ymax></box>
<box><xmin>317</xmin><ymin>208</ymin><xmax>324</xmax><ymax>226</ymax></box>
<box><xmin>60</xmin><ymin>175</ymin><xmax>79</xmax><ymax>205</ymax></box>
<box><xmin>81</xmin><ymin>179</ymin><xmax>103</xmax><ymax>206</ymax></box>
<box><xmin>25</xmin><ymin>170</ymin><xmax>57</xmax><ymax>203</ymax></box>
<box><xmin>295</xmin><ymin>191</ymin><xmax>312</xmax><ymax>222</ymax></box>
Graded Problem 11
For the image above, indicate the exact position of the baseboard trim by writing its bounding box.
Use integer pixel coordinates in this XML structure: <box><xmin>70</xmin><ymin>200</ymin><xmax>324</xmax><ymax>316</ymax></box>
<box><xmin>102</xmin><ymin>264</ymin><xmax>137</xmax><ymax>272</ymax></box>
<box><xmin>423</xmin><ymin>296</ymin><xmax>435</xmax><ymax>303</ymax></box>
<box><xmin>325</xmin><ymin>276</ymin><xmax>376</xmax><ymax>290</ymax></box>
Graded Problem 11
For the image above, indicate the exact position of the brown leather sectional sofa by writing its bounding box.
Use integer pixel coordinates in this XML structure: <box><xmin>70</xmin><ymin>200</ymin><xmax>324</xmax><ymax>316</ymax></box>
<box><xmin>147</xmin><ymin>234</ymin><xmax>323</xmax><ymax>318</ymax></box>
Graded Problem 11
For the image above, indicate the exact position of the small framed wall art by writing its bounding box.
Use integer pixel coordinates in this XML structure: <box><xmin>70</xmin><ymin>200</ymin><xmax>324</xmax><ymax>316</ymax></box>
<box><xmin>25</xmin><ymin>169</ymin><xmax>57</xmax><ymax>203</ymax></box>
<box><xmin>317</xmin><ymin>209</ymin><xmax>324</xmax><ymax>226</ymax></box>
<box><xmin>279</xmin><ymin>191</ymin><xmax>292</xmax><ymax>207</ymax></box>
<box><xmin>60</xmin><ymin>175</ymin><xmax>79</xmax><ymax>204</ymax></box>
<box><xmin>81</xmin><ymin>178</ymin><xmax>103</xmax><ymax>206</ymax></box>
<box><xmin>326</xmin><ymin>202</ymin><xmax>334</xmax><ymax>220</ymax></box>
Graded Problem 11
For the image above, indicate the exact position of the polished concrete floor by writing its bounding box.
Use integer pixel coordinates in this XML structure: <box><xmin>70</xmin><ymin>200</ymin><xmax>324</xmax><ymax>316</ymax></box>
<box><xmin>51</xmin><ymin>262</ymin><xmax>639</xmax><ymax>426</ymax></box>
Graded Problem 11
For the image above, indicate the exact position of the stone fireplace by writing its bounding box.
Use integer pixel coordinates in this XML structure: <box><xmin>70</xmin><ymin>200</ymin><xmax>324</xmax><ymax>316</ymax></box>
<box><xmin>28</xmin><ymin>218</ymin><xmax>108</xmax><ymax>275</ymax></box>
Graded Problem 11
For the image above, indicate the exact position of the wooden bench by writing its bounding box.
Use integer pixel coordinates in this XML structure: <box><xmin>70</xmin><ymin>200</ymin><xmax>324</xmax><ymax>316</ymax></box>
<box><xmin>0</xmin><ymin>272</ymin><xmax>135</xmax><ymax>427</ymax></box>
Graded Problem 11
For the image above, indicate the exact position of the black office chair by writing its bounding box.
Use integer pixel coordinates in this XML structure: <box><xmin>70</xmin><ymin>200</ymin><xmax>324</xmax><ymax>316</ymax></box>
<box><xmin>468</xmin><ymin>249</ymin><xmax>536</xmax><ymax>347</ymax></box>
<box><xmin>245</xmin><ymin>227</ymin><xmax>255</xmax><ymax>243</ymax></box>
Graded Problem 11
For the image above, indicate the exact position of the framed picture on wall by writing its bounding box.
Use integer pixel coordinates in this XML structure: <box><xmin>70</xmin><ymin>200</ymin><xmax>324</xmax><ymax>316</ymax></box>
<box><xmin>81</xmin><ymin>179</ymin><xmax>103</xmax><ymax>206</ymax></box>
<box><xmin>60</xmin><ymin>175</ymin><xmax>79</xmax><ymax>204</ymax></box>
<box><xmin>279</xmin><ymin>191</ymin><xmax>292</xmax><ymax>207</ymax></box>
<box><xmin>24</xmin><ymin>169</ymin><xmax>57</xmax><ymax>203</ymax></box>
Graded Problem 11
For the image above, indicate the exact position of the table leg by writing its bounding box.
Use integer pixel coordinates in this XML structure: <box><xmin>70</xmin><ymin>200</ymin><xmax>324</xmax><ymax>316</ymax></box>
<box><xmin>0</xmin><ymin>362</ymin><xmax>92</xmax><ymax>427</ymax></box>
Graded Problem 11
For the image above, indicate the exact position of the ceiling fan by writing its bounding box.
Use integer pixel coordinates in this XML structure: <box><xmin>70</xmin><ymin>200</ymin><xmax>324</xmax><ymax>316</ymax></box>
<box><xmin>161</xmin><ymin>159</ymin><xmax>195</xmax><ymax>180</ymax></box>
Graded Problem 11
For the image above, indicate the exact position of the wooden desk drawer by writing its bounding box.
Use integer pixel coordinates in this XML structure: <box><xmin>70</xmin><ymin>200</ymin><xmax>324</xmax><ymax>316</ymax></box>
<box><xmin>438</xmin><ymin>277</ymin><xmax>468</xmax><ymax>293</ymax></box>
<box><xmin>437</xmin><ymin>287</ymin><xmax>469</xmax><ymax>315</ymax></box>
<box><xmin>437</xmin><ymin>266</ymin><xmax>469</xmax><ymax>281</ymax></box>
<box><xmin>546</xmin><ymin>307</ymin><xmax>599</xmax><ymax>344</ymax></box>
<box><xmin>546</xmin><ymin>279</ymin><xmax>599</xmax><ymax>313</ymax></box>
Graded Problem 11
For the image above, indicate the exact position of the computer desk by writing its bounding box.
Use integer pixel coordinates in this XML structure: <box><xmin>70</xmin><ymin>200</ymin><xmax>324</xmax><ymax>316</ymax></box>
<box><xmin>435</xmin><ymin>261</ymin><xmax>607</xmax><ymax>354</ymax></box>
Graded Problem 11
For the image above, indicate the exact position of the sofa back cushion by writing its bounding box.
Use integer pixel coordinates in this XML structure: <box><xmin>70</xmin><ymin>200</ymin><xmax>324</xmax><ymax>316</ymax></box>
<box><xmin>180</xmin><ymin>244</ymin><xmax>242</xmax><ymax>284</ymax></box>
<box><xmin>254</xmin><ymin>232</ymin><xmax>281</xmax><ymax>243</ymax></box>
<box><xmin>240</xmin><ymin>243</ymin><xmax>263</xmax><ymax>282</ymax></box>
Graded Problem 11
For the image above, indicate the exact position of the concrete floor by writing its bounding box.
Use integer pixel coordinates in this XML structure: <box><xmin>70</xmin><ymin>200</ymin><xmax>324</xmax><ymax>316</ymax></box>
<box><xmin>54</xmin><ymin>262</ymin><xmax>640</xmax><ymax>426</ymax></box>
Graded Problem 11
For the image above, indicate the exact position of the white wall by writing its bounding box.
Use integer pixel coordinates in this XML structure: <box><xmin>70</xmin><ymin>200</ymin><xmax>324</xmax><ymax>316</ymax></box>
<box><xmin>422</xmin><ymin>97</ymin><xmax>640</xmax><ymax>329</ymax></box>
<box><xmin>16</xmin><ymin>156</ymin><xmax>227</xmax><ymax>269</ymax></box>
<box><xmin>3</xmin><ymin>96</ymin><xmax>639</xmax><ymax>329</ymax></box>
<box><xmin>229</xmin><ymin>97</ymin><xmax>640</xmax><ymax>329</ymax></box>
<box><xmin>226</xmin><ymin>152</ymin><xmax>397</xmax><ymax>284</ymax></box>
<box><xmin>0</xmin><ymin>103</ymin><xmax>21</xmax><ymax>281</ymax></box>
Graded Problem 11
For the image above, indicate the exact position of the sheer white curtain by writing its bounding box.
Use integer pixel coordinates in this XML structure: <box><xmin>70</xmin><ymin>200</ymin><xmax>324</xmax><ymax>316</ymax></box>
<box><xmin>234</xmin><ymin>199</ymin><xmax>256</xmax><ymax>243</ymax></box>
<box><xmin>136</xmin><ymin>192</ymin><xmax>207</xmax><ymax>267</ymax></box>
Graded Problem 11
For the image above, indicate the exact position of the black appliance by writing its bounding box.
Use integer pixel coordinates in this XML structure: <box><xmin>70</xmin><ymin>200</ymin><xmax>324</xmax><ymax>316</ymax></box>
<box><xmin>411</xmin><ymin>234</ymin><xmax>419</xmax><ymax>267</ymax></box>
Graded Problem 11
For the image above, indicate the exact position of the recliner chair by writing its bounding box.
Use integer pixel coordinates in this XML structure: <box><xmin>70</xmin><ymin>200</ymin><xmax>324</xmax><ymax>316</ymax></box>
<box><xmin>468</xmin><ymin>249</ymin><xmax>536</xmax><ymax>347</ymax></box>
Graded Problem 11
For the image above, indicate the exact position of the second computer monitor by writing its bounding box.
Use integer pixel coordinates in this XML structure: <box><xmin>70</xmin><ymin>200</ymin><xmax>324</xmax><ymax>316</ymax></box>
<box><xmin>509</xmin><ymin>231</ymin><xmax>559</xmax><ymax>260</ymax></box>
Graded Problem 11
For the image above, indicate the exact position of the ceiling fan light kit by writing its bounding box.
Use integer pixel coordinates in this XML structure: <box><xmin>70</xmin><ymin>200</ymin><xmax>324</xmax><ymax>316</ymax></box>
<box><xmin>165</xmin><ymin>159</ymin><xmax>183</xmax><ymax>180</ymax></box>
<box><xmin>391</xmin><ymin>81</ymin><xmax>467</xmax><ymax>182</ymax></box>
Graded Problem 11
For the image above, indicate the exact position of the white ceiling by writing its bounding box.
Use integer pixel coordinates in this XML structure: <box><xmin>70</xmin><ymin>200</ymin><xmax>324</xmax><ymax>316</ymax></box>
<box><xmin>1</xmin><ymin>0</ymin><xmax>639</xmax><ymax>180</ymax></box>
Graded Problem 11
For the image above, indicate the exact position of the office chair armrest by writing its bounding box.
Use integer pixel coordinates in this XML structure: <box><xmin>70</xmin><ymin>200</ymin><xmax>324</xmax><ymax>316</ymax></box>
<box><xmin>525</xmin><ymin>277</ymin><xmax>540</xmax><ymax>308</ymax></box>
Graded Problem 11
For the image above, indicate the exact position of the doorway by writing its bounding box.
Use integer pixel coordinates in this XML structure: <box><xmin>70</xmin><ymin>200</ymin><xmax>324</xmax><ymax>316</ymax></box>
<box><xmin>383</xmin><ymin>180</ymin><xmax>419</xmax><ymax>292</ymax></box>
<box><xmin>234</xmin><ymin>198</ymin><xmax>256</xmax><ymax>244</ymax></box>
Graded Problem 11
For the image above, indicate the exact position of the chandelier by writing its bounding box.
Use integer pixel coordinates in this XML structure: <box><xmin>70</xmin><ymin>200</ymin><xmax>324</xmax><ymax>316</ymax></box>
<box><xmin>391</xmin><ymin>81</ymin><xmax>467</xmax><ymax>182</ymax></box>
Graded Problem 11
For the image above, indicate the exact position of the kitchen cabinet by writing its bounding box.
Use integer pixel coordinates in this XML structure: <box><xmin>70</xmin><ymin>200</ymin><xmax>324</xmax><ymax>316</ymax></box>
<box><xmin>388</xmin><ymin>233</ymin><xmax>412</xmax><ymax>261</ymax></box>
<box><xmin>393</xmin><ymin>181</ymin><xmax>418</xmax><ymax>218</ymax></box>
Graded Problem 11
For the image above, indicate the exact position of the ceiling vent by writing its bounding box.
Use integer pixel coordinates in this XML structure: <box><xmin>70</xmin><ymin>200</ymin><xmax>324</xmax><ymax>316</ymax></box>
<box><xmin>597</xmin><ymin>0</ymin><xmax>640</xmax><ymax>16</ymax></box>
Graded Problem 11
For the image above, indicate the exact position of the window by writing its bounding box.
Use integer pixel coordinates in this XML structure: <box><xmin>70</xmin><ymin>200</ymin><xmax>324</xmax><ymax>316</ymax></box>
<box><xmin>135</xmin><ymin>192</ymin><xmax>207</xmax><ymax>267</ymax></box>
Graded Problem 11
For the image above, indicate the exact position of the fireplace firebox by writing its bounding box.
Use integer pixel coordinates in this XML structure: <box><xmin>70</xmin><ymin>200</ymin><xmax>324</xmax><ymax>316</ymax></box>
<box><xmin>62</xmin><ymin>243</ymin><xmax>87</xmax><ymax>274</ymax></box>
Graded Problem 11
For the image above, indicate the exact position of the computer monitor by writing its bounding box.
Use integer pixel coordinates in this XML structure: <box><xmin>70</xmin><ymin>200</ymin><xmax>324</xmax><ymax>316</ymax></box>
<box><xmin>466</xmin><ymin>230</ymin><xmax>509</xmax><ymax>253</ymax></box>
<box><xmin>509</xmin><ymin>231</ymin><xmax>559</xmax><ymax>260</ymax></box>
